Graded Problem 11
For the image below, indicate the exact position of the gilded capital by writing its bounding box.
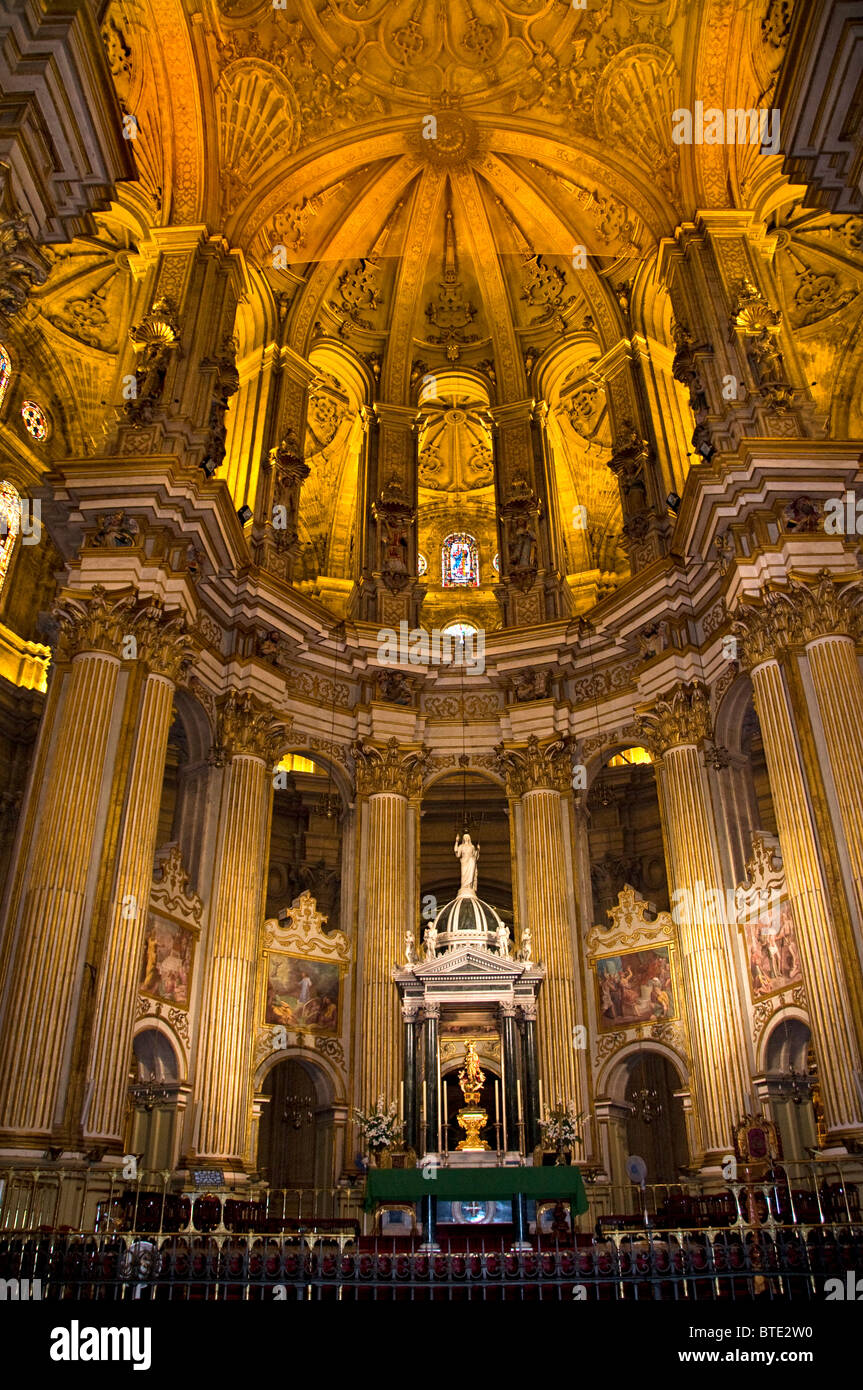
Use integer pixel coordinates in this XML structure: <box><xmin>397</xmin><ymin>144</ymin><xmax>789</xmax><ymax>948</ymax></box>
<box><xmin>732</xmin><ymin>571</ymin><xmax>861</xmax><ymax>669</ymax></box>
<box><xmin>352</xmin><ymin>736</ymin><xmax>431</xmax><ymax>797</ymax></box>
<box><xmin>54</xmin><ymin>585</ymin><xmax>140</xmax><ymax>661</ymax></box>
<box><xmin>493</xmin><ymin>734</ymin><xmax>572</xmax><ymax>797</ymax></box>
<box><xmin>132</xmin><ymin>598</ymin><xmax>198</xmax><ymax>683</ymax></box>
<box><xmin>636</xmin><ymin>680</ymin><xmax>713</xmax><ymax>758</ymax></box>
<box><xmin>212</xmin><ymin>690</ymin><xmax>290</xmax><ymax>764</ymax></box>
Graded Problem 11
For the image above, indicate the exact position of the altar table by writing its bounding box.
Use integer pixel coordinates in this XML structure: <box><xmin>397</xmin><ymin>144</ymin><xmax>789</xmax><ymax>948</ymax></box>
<box><xmin>364</xmin><ymin>1165</ymin><xmax>588</xmax><ymax>1213</ymax></box>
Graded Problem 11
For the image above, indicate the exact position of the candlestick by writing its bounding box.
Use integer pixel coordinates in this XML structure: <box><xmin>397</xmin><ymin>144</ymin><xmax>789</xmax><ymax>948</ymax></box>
<box><xmin>399</xmin><ymin>1081</ymin><xmax>404</xmax><ymax>1125</ymax></box>
<box><xmin>538</xmin><ymin>1079</ymin><xmax>543</xmax><ymax>1123</ymax></box>
<box><xmin>517</xmin><ymin>1078</ymin><xmax>523</xmax><ymax>1124</ymax></box>
<box><xmin>494</xmin><ymin>1079</ymin><xmax>500</xmax><ymax>1124</ymax></box>
<box><xmin>437</xmin><ymin>1057</ymin><xmax>442</xmax><ymax>1153</ymax></box>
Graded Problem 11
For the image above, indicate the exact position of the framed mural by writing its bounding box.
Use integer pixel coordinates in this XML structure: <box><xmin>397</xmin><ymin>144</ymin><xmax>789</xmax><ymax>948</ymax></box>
<box><xmin>742</xmin><ymin>900</ymin><xmax>802</xmax><ymax>1000</ymax></box>
<box><xmin>593</xmin><ymin>944</ymin><xmax>678</xmax><ymax>1032</ymax></box>
<box><xmin>264</xmin><ymin>952</ymin><xmax>340</xmax><ymax>1032</ymax></box>
<box><xmin>139</xmin><ymin>916</ymin><xmax>195</xmax><ymax>1007</ymax></box>
<box><xmin>138</xmin><ymin>845</ymin><xmax>201</xmax><ymax>1011</ymax></box>
<box><xmin>260</xmin><ymin>890</ymin><xmax>350</xmax><ymax>1038</ymax></box>
<box><xmin>735</xmin><ymin>833</ymin><xmax>803</xmax><ymax>1002</ymax></box>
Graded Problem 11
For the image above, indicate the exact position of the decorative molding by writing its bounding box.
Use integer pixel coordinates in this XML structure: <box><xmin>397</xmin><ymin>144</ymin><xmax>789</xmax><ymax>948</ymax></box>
<box><xmin>150</xmin><ymin>844</ymin><xmax>203</xmax><ymax>926</ymax></box>
<box><xmin>263</xmin><ymin>890</ymin><xmax>351</xmax><ymax>964</ymax></box>
<box><xmin>635</xmin><ymin>680</ymin><xmax>713</xmax><ymax>757</ymax></box>
<box><xmin>493</xmin><ymin>734</ymin><xmax>572</xmax><ymax>796</ymax></box>
<box><xmin>212</xmin><ymin>690</ymin><xmax>289</xmax><ymax>764</ymax></box>
<box><xmin>352</xmin><ymin>736</ymin><xmax>432</xmax><ymax>797</ymax></box>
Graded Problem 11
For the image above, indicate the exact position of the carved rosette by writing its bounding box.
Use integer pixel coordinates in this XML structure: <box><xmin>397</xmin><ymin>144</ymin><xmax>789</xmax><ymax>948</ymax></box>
<box><xmin>212</xmin><ymin>689</ymin><xmax>289</xmax><ymax>764</ymax></box>
<box><xmin>635</xmin><ymin>681</ymin><xmax>713</xmax><ymax>758</ymax></box>
<box><xmin>352</xmin><ymin>736</ymin><xmax>431</xmax><ymax>797</ymax></box>
<box><xmin>493</xmin><ymin>734</ymin><xmax>572</xmax><ymax>797</ymax></box>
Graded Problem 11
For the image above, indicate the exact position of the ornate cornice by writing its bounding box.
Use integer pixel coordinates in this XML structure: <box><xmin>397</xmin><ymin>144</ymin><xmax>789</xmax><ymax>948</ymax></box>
<box><xmin>635</xmin><ymin>680</ymin><xmax>713</xmax><ymax>758</ymax></box>
<box><xmin>732</xmin><ymin>571</ymin><xmax>862</xmax><ymax>669</ymax></box>
<box><xmin>493</xmin><ymin>734</ymin><xmax>572</xmax><ymax>797</ymax></box>
<box><xmin>352</xmin><ymin>736</ymin><xmax>431</xmax><ymax>798</ymax></box>
<box><xmin>212</xmin><ymin>689</ymin><xmax>289</xmax><ymax>764</ymax></box>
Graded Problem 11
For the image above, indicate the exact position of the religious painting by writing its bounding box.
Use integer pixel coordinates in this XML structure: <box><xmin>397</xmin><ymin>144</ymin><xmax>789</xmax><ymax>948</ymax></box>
<box><xmin>742</xmin><ymin>900</ymin><xmax>802</xmax><ymax>1000</ymax></box>
<box><xmin>593</xmin><ymin>944</ymin><xmax>677</xmax><ymax>1032</ymax></box>
<box><xmin>264</xmin><ymin>952</ymin><xmax>340</xmax><ymax>1033</ymax></box>
<box><xmin>139</xmin><ymin>916</ymin><xmax>195</xmax><ymax>1007</ymax></box>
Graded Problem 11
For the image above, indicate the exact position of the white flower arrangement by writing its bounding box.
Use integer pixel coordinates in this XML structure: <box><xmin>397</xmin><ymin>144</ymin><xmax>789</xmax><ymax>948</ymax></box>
<box><xmin>353</xmin><ymin>1095</ymin><xmax>401</xmax><ymax>1151</ymax></box>
<box><xmin>540</xmin><ymin>1101</ymin><xmax>584</xmax><ymax>1151</ymax></box>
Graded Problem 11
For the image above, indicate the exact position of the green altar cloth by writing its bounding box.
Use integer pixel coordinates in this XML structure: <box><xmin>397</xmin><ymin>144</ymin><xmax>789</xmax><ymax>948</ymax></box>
<box><xmin>364</xmin><ymin>1165</ymin><xmax>588</xmax><ymax>1213</ymax></box>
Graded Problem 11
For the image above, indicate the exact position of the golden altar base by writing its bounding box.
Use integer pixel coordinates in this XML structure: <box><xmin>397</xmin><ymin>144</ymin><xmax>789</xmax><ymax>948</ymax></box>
<box><xmin>456</xmin><ymin>1105</ymin><xmax>490</xmax><ymax>1150</ymax></box>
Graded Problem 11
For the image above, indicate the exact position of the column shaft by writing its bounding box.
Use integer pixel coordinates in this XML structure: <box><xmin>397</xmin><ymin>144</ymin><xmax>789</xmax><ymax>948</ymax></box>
<box><xmin>750</xmin><ymin>659</ymin><xmax>863</xmax><ymax>1134</ymax></box>
<box><xmin>359</xmin><ymin>791</ymin><xmax>407</xmax><ymax>1111</ymax></box>
<box><xmin>403</xmin><ymin>1015</ymin><xmax>417</xmax><ymax>1152</ymax></box>
<box><xmin>195</xmin><ymin>754</ymin><xmax>271</xmax><ymax>1167</ymax></box>
<box><xmin>424</xmin><ymin>1012</ymin><xmax>439</xmax><ymax>1153</ymax></box>
<box><xmin>0</xmin><ymin>652</ymin><xmax>120</xmax><ymax>1136</ymax></box>
<box><xmin>657</xmin><ymin>745</ymin><xmax>749</xmax><ymax>1157</ymax></box>
<box><xmin>520</xmin><ymin>789</ymin><xmax>579</xmax><ymax>1107</ymax></box>
<box><xmin>522</xmin><ymin>1017</ymin><xmax>539</xmax><ymax>1150</ymax></box>
<box><xmin>85</xmin><ymin>672</ymin><xmax>176</xmax><ymax>1141</ymax></box>
<box><xmin>501</xmin><ymin>1010</ymin><xmax>520</xmax><ymax>1150</ymax></box>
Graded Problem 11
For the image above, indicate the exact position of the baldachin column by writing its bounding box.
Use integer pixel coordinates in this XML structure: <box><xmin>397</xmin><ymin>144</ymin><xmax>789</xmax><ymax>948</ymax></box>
<box><xmin>638</xmin><ymin>681</ymin><xmax>749</xmax><ymax>1164</ymax></box>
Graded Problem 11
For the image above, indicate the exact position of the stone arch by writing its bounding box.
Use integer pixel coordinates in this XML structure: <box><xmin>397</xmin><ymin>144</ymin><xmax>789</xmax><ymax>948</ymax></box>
<box><xmin>255</xmin><ymin>1052</ymin><xmax>342</xmax><ymax>1190</ymax></box>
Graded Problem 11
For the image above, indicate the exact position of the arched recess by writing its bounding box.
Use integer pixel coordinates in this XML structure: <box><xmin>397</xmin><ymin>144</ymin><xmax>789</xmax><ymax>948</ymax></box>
<box><xmin>255</xmin><ymin>1054</ymin><xmax>337</xmax><ymax>1190</ymax></box>
<box><xmin>535</xmin><ymin>335</ymin><xmax>627</xmax><ymax>609</ymax></box>
<box><xmin>762</xmin><ymin>1013</ymin><xmax>820</xmax><ymax>1164</ymax></box>
<box><xmin>629</xmin><ymin>251</ymin><xmax>696</xmax><ymax>498</ymax></box>
<box><xmin>600</xmin><ymin>1042</ymin><xmax>690</xmax><ymax>1190</ymax></box>
<box><xmin>441</xmin><ymin>1056</ymin><xmax>502</xmax><ymax>1154</ymax></box>
<box><xmin>584</xmin><ymin>743</ymin><xmax>670</xmax><ymax>925</ymax></box>
<box><xmin>152</xmin><ymin>686</ymin><xmax>214</xmax><ymax>893</ymax></box>
<box><xmin>420</xmin><ymin>768</ymin><xmax>512</xmax><ymax>922</ymax></box>
<box><xmin>293</xmin><ymin>342</ymin><xmax>370</xmax><ymax>616</ymax></box>
<box><xmin>714</xmin><ymin>673</ymin><xmax>777</xmax><ymax>887</ymax></box>
<box><xmin>266</xmin><ymin>749</ymin><xmax>351</xmax><ymax>931</ymax></box>
<box><xmin>127</xmin><ymin>1024</ymin><xmax>185</xmax><ymax>1175</ymax></box>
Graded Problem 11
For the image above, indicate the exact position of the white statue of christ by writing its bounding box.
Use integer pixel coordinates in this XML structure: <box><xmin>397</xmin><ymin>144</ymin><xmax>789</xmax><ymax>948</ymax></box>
<box><xmin>454</xmin><ymin>832</ymin><xmax>480</xmax><ymax>895</ymax></box>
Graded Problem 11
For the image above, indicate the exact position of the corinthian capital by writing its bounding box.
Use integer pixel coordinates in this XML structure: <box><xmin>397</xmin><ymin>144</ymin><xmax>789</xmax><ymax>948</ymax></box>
<box><xmin>132</xmin><ymin>598</ymin><xmax>198</xmax><ymax>683</ymax></box>
<box><xmin>54</xmin><ymin>585</ymin><xmax>140</xmax><ymax>661</ymax></box>
<box><xmin>732</xmin><ymin>571</ymin><xmax>862</xmax><ymax>669</ymax></box>
<box><xmin>636</xmin><ymin>680</ymin><xmax>712</xmax><ymax>758</ymax></box>
<box><xmin>212</xmin><ymin>690</ymin><xmax>290</xmax><ymax>764</ymax></box>
<box><xmin>493</xmin><ymin>734</ymin><xmax>572</xmax><ymax>797</ymax></box>
<box><xmin>352</xmin><ymin>736</ymin><xmax>431</xmax><ymax>797</ymax></box>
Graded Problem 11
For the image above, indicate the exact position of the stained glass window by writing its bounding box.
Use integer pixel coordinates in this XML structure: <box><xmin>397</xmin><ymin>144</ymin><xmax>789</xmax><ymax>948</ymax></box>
<box><xmin>441</xmin><ymin>622</ymin><xmax>478</xmax><ymax>640</ymax></box>
<box><xmin>441</xmin><ymin>532</ymin><xmax>479</xmax><ymax>588</ymax></box>
<box><xmin>21</xmin><ymin>400</ymin><xmax>48</xmax><ymax>442</ymax></box>
<box><xmin>0</xmin><ymin>480</ymin><xmax>21</xmax><ymax>596</ymax></box>
<box><xmin>417</xmin><ymin>551</ymin><xmax>428</xmax><ymax>576</ymax></box>
<box><xmin>492</xmin><ymin>552</ymin><xmax>500</xmax><ymax>573</ymax></box>
<box><xmin>0</xmin><ymin>345</ymin><xmax>10</xmax><ymax>412</ymax></box>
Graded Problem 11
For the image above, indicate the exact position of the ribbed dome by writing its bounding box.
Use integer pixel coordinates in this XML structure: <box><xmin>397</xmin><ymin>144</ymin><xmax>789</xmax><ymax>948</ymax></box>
<box><xmin>432</xmin><ymin>891</ymin><xmax>504</xmax><ymax>940</ymax></box>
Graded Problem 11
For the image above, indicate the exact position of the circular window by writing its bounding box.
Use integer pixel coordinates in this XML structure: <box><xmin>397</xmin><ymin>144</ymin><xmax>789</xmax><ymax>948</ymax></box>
<box><xmin>417</xmin><ymin>551</ymin><xmax>428</xmax><ymax>576</ymax></box>
<box><xmin>21</xmin><ymin>400</ymin><xmax>49</xmax><ymax>442</ymax></box>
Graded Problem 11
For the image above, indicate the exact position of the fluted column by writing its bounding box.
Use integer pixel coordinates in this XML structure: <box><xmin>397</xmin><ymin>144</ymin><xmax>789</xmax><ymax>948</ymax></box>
<box><xmin>495</xmin><ymin>736</ymin><xmax>580</xmax><ymax>1111</ymax></box>
<box><xmin>786</xmin><ymin>573</ymin><xmax>863</xmax><ymax>945</ymax></box>
<box><xmin>353</xmin><ymin>738</ymin><xmax>428</xmax><ymax>1113</ymax></box>
<box><xmin>0</xmin><ymin>588</ymin><xmax>139</xmax><ymax>1141</ymax></box>
<box><xmin>638</xmin><ymin>682</ymin><xmax>749</xmax><ymax>1163</ymax></box>
<box><xmin>84</xmin><ymin>605</ymin><xmax>197</xmax><ymax>1144</ymax></box>
<box><xmin>194</xmin><ymin>693</ymin><xmax>287</xmax><ymax>1170</ymax></box>
<box><xmin>734</xmin><ymin>597</ymin><xmax>863</xmax><ymax>1140</ymax></box>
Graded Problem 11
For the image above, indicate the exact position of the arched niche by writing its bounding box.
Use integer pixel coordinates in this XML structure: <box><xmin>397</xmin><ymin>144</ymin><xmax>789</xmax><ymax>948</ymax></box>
<box><xmin>420</xmin><ymin>768</ymin><xmax>512</xmax><ymax>921</ymax></box>
<box><xmin>267</xmin><ymin>749</ymin><xmax>352</xmax><ymax>931</ymax></box>
<box><xmin>600</xmin><ymin>1043</ymin><xmax>690</xmax><ymax>1190</ymax></box>
<box><xmin>762</xmin><ymin>1013</ymin><xmax>819</xmax><ymax>1164</ymax></box>
<box><xmin>714</xmin><ymin>673</ymin><xmax>778</xmax><ymax>886</ymax></box>
<box><xmin>153</xmin><ymin>686</ymin><xmax>214</xmax><ymax>893</ymax></box>
<box><xmin>584</xmin><ymin>743</ymin><xmax>669</xmax><ymax>923</ymax></box>
<box><xmin>256</xmin><ymin>1054</ymin><xmax>337</xmax><ymax>1191</ymax></box>
<box><xmin>128</xmin><ymin>1025</ymin><xmax>184</xmax><ymax>1176</ymax></box>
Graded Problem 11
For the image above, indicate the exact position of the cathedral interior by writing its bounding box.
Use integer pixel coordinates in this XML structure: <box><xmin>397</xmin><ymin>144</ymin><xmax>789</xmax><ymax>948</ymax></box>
<box><xmin>1</xmin><ymin>0</ymin><xmax>863</xmax><ymax>1306</ymax></box>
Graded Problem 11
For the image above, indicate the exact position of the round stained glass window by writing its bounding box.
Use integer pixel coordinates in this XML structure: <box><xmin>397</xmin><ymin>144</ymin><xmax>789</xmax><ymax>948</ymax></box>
<box><xmin>21</xmin><ymin>400</ymin><xmax>48</xmax><ymax>442</ymax></box>
<box><xmin>417</xmin><ymin>551</ymin><xmax>428</xmax><ymax>576</ymax></box>
<box><xmin>492</xmin><ymin>552</ymin><xmax>500</xmax><ymax>573</ymax></box>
